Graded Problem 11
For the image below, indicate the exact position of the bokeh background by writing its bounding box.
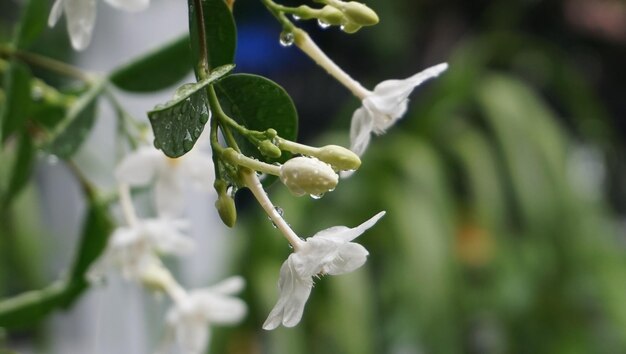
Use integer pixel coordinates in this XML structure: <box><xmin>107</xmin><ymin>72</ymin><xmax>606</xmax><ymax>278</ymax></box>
<box><xmin>2</xmin><ymin>0</ymin><xmax>626</xmax><ymax>353</ymax></box>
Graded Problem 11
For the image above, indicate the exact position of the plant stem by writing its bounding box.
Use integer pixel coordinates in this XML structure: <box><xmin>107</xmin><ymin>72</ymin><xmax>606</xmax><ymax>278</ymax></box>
<box><xmin>242</xmin><ymin>170</ymin><xmax>304</xmax><ymax>251</ymax></box>
<box><xmin>193</xmin><ymin>0</ymin><xmax>210</xmax><ymax>78</ymax></box>
<box><xmin>227</xmin><ymin>150</ymin><xmax>281</xmax><ymax>176</ymax></box>
<box><xmin>275</xmin><ymin>137</ymin><xmax>320</xmax><ymax>156</ymax></box>
<box><xmin>0</xmin><ymin>46</ymin><xmax>90</xmax><ymax>82</ymax></box>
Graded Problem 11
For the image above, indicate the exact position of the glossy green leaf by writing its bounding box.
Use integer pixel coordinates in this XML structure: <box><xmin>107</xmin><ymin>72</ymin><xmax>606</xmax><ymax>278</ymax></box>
<box><xmin>2</xmin><ymin>131</ymin><xmax>34</xmax><ymax>208</ymax></box>
<box><xmin>109</xmin><ymin>35</ymin><xmax>193</xmax><ymax>92</ymax></box>
<box><xmin>149</xmin><ymin>64</ymin><xmax>234</xmax><ymax>157</ymax></box>
<box><xmin>215</xmin><ymin>74</ymin><xmax>298</xmax><ymax>165</ymax></box>
<box><xmin>1</xmin><ymin>61</ymin><xmax>31</xmax><ymax>143</ymax></box>
<box><xmin>188</xmin><ymin>0</ymin><xmax>237</xmax><ymax>77</ymax></box>
<box><xmin>14</xmin><ymin>0</ymin><xmax>48</xmax><ymax>48</ymax></box>
<box><xmin>46</xmin><ymin>80</ymin><xmax>105</xmax><ymax>158</ymax></box>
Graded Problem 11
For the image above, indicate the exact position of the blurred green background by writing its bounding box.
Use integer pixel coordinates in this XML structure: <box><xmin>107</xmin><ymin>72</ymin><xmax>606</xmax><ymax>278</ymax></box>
<box><xmin>226</xmin><ymin>0</ymin><xmax>626</xmax><ymax>353</ymax></box>
<box><xmin>2</xmin><ymin>0</ymin><xmax>626</xmax><ymax>353</ymax></box>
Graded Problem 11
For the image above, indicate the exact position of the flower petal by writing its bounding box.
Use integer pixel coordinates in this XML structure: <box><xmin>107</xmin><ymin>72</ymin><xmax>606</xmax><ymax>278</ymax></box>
<box><xmin>143</xmin><ymin>218</ymin><xmax>194</xmax><ymax>255</ymax></box>
<box><xmin>48</xmin><ymin>0</ymin><xmax>64</xmax><ymax>27</ymax></box>
<box><xmin>172</xmin><ymin>316</ymin><xmax>210</xmax><ymax>354</ymax></box>
<box><xmin>181</xmin><ymin>151</ymin><xmax>215</xmax><ymax>192</ymax></box>
<box><xmin>104</xmin><ymin>0</ymin><xmax>150</xmax><ymax>12</ymax></box>
<box><xmin>192</xmin><ymin>292</ymin><xmax>247</xmax><ymax>325</ymax></box>
<box><xmin>263</xmin><ymin>257</ymin><xmax>313</xmax><ymax>330</ymax></box>
<box><xmin>367</xmin><ymin>63</ymin><xmax>448</xmax><ymax>116</ymax></box>
<box><xmin>208</xmin><ymin>276</ymin><xmax>246</xmax><ymax>295</ymax></box>
<box><xmin>115</xmin><ymin>147</ymin><xmax>162</xmax><ymax>185</ymax></box>
<box><xmin>155</xmin><ymin>170</ymin><xmax>185</xmax><ymax>218</ymax></box>
<box><xmin>63</xmin><ymin>0</ymin><xmax>97</xmax><ymax>50</ymax></box>
<box><xmin>313</xmin><ymin>211</ymin><xmax>386</xmax><ymax>242</ymax></box>
<box><xmin>349</xmin><ymin>106</ymin><xmax>374</xmax><ymax>157</ymax></box>
<box><xmin>324</xmin><ymin>242</ymin><xmax>369</xmax><ymax>275</ymax></box>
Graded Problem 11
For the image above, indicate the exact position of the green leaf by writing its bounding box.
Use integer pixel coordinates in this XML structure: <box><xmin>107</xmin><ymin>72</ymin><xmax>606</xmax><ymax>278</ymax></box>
<box><xmin>14</xmin><ymin>0</ymin><xmax>48</xmax><ymax>48</ymax></box>
<box><xmin>1</xmin><ymin>131</ymin><xmax>34</xmax><ymax>209</ymax></box>
<box><xmin>188</xmin><ymin>0</ymin><xmax>237</xmax><ymax>77</ymax></box>
<box><xmin>46</xmin><ymin>80</ymin><xmax>105</xmax><ymax>158</ymax></box>
<box><xmin>149</xmin><ymin>64</ymin><xmax>234</xmax><ymax>157</ymax></box>
<box><xmin>215</xmin><ymin>74</ymin><xmax>298</xmax><ymax>165</ymax></box>
<box><xmin>0</xmin><ymin>197</ymin><xmax>112</xmax><ymax>329</ymax></box>
<box><xmin>0</xmin><ymin>61</ymin><xmax>31</xmax><ymax>143</ymax></box>
<box><xmin>109</xmin><ymin>35</ymin><xmax>193</xmax><ymax>92</ymax></box>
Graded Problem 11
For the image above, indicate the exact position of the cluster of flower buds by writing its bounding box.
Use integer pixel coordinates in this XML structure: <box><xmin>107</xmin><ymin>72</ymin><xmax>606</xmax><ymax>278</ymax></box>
<box><xmin>288</xmin><ymin>0</ymin><xmax>379</xmax><ymax>33</ymax></box>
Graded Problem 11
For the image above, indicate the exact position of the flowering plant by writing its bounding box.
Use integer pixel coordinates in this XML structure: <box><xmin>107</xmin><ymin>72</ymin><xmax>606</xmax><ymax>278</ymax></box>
<box><xmin>0</xmin><ymin>0</ymin><xmax>447</xmax><ymax>352</ymax></box>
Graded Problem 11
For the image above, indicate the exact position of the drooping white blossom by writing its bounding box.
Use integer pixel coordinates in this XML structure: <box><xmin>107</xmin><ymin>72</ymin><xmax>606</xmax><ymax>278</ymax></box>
<box><xmin>263</xmin><ymin>211</ymin><xmax>385</xmax><ymax>330</ymax></box>
<box><xmin>163</xmin><ymin>276</ymin><xmax>247</xmax><ymax>354</ymax></box>
<box><xmin>48</xmin><ymin>0</ymin><xmax>150</xmax><ymax>50</ymax></box>
<box><xmin>115</xmin><ymin>145</ymin><xmax>215</xmax><ymax>218</ymax></box>
<box><xmin>88</xmin><ymin>218</ymin><xmax>193</xmax><ymax>281</ymax></box>
<box><xmin>349</xmin><ymin>63</ymin><xmax>448</xmax><ymax>157</ymax></box>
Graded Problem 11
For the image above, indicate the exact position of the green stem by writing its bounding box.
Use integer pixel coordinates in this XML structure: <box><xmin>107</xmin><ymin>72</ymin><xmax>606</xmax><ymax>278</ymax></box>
<box><xmin>275</xmin><ymin>136</ymin><xmax>320</xmax><ymax>156</ymax></box>
<box><xmin>261</xmin><ymin>0</ymin><xmax>296</xmax><ymax>30</ymax></box>
<box><xmin>0</xmin><ymin>46</ymin><xmax>90</xmax><ymax>82</ymax></box>
<box><xmin>193</xmin><ymin>0</ymin><xmax>210</xmax><ymax>78</ymax></box>
<box><xmin>226</xmin><ymin>149</ymin><xmax>281</xmax><ymax>176</ymax></box>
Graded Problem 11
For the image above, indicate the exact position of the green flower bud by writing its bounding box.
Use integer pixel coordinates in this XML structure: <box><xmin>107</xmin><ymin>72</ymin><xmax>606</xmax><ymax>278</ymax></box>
<box><xmin>319</xmin><ymin>5</ymin><xmax>345</xmax><ymax>25</ymax></box>
<box><xmin>280</xmin><ymin>157</ymin><xmax>339</xmax><ymax>197</ymax></box>
<box><xmin>316</xmin><ymin>144</ymin><xmax>361</xmax><ymax>171</ymax></box>
<box><xmin>140</xmin><ymin>263</ymin><xmax>175</xmax><ymax>293</ymax></box>
<box><xmin>214</xmin><ymin>180</ymin><xmax>237</xmax><ymax>227</ymax></box>
<box><xmin>258</xmin><ymin>140</ymin><xmax>282</xmax><ymax>159</ymax></box>
<box><xmin>341</xmin><ymin>21</ymin><xmax>362</xmax><ymax>34</ymax></box>
<box><xmin>294</xmin><ymin>5</ymin><xmax>318</xmax><ymax>20</ymax></box>
<box><xmin>341</xmin><ymin>2</ymin><xmax>379</xmax><ymax>26</ymax></box>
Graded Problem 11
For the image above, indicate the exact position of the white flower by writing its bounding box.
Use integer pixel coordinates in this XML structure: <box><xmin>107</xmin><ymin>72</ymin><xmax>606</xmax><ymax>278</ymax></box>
<box><xmin>349</xmin><ymin>63</ymin><xmax>448</xmax><ymax>157</ymax></box>
<box><xmin>164</xmin><ymin>276</ymin><xmax>247</xmax><ymax>354</ymax></box>
<box><xmin>115</xmin><ymin>145</ymin><xmax>215</xmax><ymax>218</ymax></box>
<box><xmin>89</xmin><ymin>218</ymin><xmax>193</xmax><ymax>281</ymax></box>
<box><xmin>263</xmin><ymin>211</ymin><xmax>385</xmax><ymax>330</ymax></box>
<box><xmin>48</xmin><ymin>0</ymin><xmax>150</xmax><ymax>50</ymax></box>
<box><xmin>280</xmin><ymin>156</ymin><xmax>339</xmax><ymax>197</ymax></box>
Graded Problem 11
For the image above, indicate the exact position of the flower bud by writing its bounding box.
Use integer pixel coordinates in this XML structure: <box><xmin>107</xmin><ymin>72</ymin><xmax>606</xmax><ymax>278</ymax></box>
<box><xmin>319</xmin><ymin>5</ymin><xmax>345</xmax><ymax>25</ymax></box>
<box><xmin>140</xmin><ymin>263</ymin><xmax>175</xmax><ymax>293</ymax></box>
<box><xmin>316</xmin><ymin>145</ymin><xmax>361</xmax><ymax>171</ymax></box>
<box><xmin>293</xmin><ymin>5</ymin><xmax>318</xmax><ymax>20</ymax></box>
<box><xmin>280</xmin><ymin>157</ymin><xmax>338</xmax><ymax>197</ymax></box>
<box><xmin>258</xmin><ymin>140</ymin><xmax>282</xmax><ymax>159</ymax></box>
<box><xmin>214</xmin><ymin>180</ymin><xmax>237</xmax><ymax>227</ymax></box>
<box><xmin>341</xmin><ymin>2</ymin><xmax>379</xmax><ymax>26</ymax></box>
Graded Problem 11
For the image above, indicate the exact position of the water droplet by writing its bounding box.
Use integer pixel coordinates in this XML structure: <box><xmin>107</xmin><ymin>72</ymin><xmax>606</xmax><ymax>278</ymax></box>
<box><xmin>317</xmin><ymin>19</ymin><xmax>331</xmax><ymax>29</ymax></box>
<box><xmin>183</xmin><ymin>131</ymin><xmax>193</xmax><ymax>152</ymax></box>
<box><xmin>275</xmin><ymin>206</ymin><xmax>284</xmax><ymax>217</ymax></box>
<box><xmin>340</xmin><ymin>25</ymin><xmax>346</xmax><ymax>31</ymax></box>
<box><xmin>227</xmin><ymin>185</ymin><xmax>238</xmax><ymax>198</ymax></box>
<box><xmin>292</xmin><ymin>14</ymin><xmax>301</xmax><ymax>21</ymax></box>
<box><xmin>279</xmin><ymin>31</ymin><xmax>295</xmax><ymax>47</ymax></box>
<box><xmin>310</xmin><ymin>193</ymin><xmax>324</xmax><ymax>200</ymax></box>
<box><xmin>47</xmin><ymin>154</ymin><xmax>59</xmax><ymax>165</ymax></box>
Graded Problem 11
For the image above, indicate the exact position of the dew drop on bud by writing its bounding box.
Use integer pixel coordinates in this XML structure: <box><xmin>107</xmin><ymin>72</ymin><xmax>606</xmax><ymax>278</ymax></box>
<box><xmin>309</xmin><ymin>193</ymin><xmax>324</xmax><ymax>200</ymax></box>
<box><xmin>317</xmin><ymin>19</ymin><xmax>331</xmax><ymax>29</ymax></box>
<box><xmin>292</xmin><ymin>14</ymin><xmax>301</xmax><ymax>21</ymax></box>
<box><xmin>279</xmin><ymin>31</ymin><xmax>295</xmax><ymax>47</ymax></box>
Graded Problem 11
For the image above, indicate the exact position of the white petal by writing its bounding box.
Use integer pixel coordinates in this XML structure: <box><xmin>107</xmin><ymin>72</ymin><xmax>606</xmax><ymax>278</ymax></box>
<box><xmin>324</xmin><ymin>242</ymin><xmax>369</xmax><ymax>275</ymax></box>
<box><xmin>192</xmin><ymin>292</ymin><xmax>247</xmax><ymax>324</ymax></box>
<box><xmin>349</xmin><ymin>106</ymin><xmax>374</xmax><ymax>157</ymax></box>
<box><xmin>313</xmin><ymin>211</ymin><xmax>386</xmax><ymax>242</ymax></box>
<box><xmin>155</xmin><ymin>171</ymin><xmax>185</xmax><ymax>218</ymax></box>
<box><xmin>174</xmin><ymin>317</ymin><xmax>210</xmax><ymax>354</ymax></box>
<box><xmin>143</xmin><ymin>219</ymin><xmax>194</xmax><ymax>255</ymax></box>
<box><xmin>181</xmin><ymin>151</ymin><xmax>215</xmax><ymax>192</ymax></box>
<box><xmin>293</xmin><ymin>238</ymin><xmax>339</xmax><ymax>278</ymax></box>
<box><xmin>115</xmin><ymin>147</ymin><xmax>162</xmax><ymax>185</ymax></box>
<box><xmin>63</xmin><ymin>0</ymin><xmax>96</xmax><ymax>50</ymax></box>
<box><xmin>48</xmin><ymin>0</ymin><xmax>64</xmax><ymax>27</ymax></box>
<box><xmin>368</xmin><ymin>63</ymin><xmax>448</xmax><ymax>115</ymax></box>
<box><xmin>263</xmin><ymin>257</ymin><xmax>313</xmax><ymax>330</ymax></box>
<box><xmin>208</xmin><ymin>276</ymin><xmax>246</xmax><ymax>295</ymax></box>
<box><xmin>104</xmin><ymin>0</ymin><xmax>150</xmax><ymax>12</ymax></box>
